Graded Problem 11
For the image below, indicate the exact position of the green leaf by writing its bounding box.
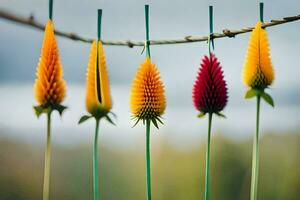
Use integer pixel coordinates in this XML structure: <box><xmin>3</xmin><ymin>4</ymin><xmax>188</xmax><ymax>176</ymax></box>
<box><xmin>151</xmin><ymin>118</ymin><xmax>159</xmax><ymax>129</ymax></box>
<box><xmin>109</xmin><ymin>111</ymin><xmax>117</xmax><ymax>119</ymax></box>
<box><xmin>245</xmin><ymin>89</ymin><xmax>258</xmax><ymax>99</ymax></box>
<box><xmin>33</xmin><ymin>103</ymin><xmax>67</xmax><ymax>118</ymax></box>
<box><xmin>132</xmin><ymin>118</ymin><xmax>141</xmax><ymax>128</ymax></box>
<box><xmin>197</xmin><ymin>112</ymin><xmax>206</xmax><ymax>118</ymax></box>
<box><xmin>216</xmin><ymin>112</ymin><xmax>226</xmax><ymax>118</ymax></box>
<box><xmin>78</xmin><ymin>115</ymin><xmax>92</xmax><ymax>124</ymax></box>
<box><xmin>156</xmin><ymin>116</ymin><xmax>164</xmax><ymax>125</ymax></box>
<box><xmin>105</xmin><ymin>115</ymin><xmax>116</xmax><ymax>126</ymax></box>
<box><xmin>33</xmin><ymin>106</ymin><xmax>44</xmax><ymax>118</ymax></box>
<box><xmin>261</xmin><ymin>92</ymin><xmax>275</xmax><ymax>107</ymax></box>
<box><xmin>52</xmin><ymin>104</ymin><xmax>67</xmax><ymax>116</ymax></box>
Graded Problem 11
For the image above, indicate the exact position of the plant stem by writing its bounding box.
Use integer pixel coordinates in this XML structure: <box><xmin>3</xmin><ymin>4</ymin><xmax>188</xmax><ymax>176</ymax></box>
<box><xmin>97</xmin><ymin>9</ymin><xmax>102</xmax><ymax>41</ymax></box>
<box><xmin>43</xmin><ymin>112</ymin><xmax>52</xmax><ymax>200</ymax></box>
<box><xmin>146</xmin><ymin>119</ymin><xmax>152</xmax><ymax>200</ymax></box>
<box><xmin>208</xmin><ymin>5</ymin><xmax>214</xmax><ymax>54</ymax></box>
<box><xmin>49</xmin><ymin>0</ymin><xmax>53</xmax><ymax>20</ymax></box>
<box><xmin>144</xmin><ymin>5</ymin><xmax>151</xmax><ymax>58</ymax></box>
<box><xmin>250</xmin><ymin>95</ymin><xmax>261</xmax><ymax>200</ymax></box>
<box><xmin>93</xmin><ymin>119</ymin><xmax>100</xmax><ymax>200</ymax></box>
<box><xmin>204</xmin><ymin>113</ymin><xmax>213</xmax><ymax>200</ymax></box>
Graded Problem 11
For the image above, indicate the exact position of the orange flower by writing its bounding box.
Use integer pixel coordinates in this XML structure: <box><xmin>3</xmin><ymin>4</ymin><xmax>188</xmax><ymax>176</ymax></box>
<box><xmin>130</xmin><ymin>58</ymin><xmax>166</xmax><ymax>126</ymax></box>
<box><xmin>85</xmin><ymin>40</ymin><xmax>112</xmax><ymax>118</ymax></box>
<box><xmin>34</xmin><ymin>20</ymin><xmax>66</xmax><ymax>106</ymax></box>
<box><xmin>243</xmin><ymin>21</ymin><xmax>274</xmax><ymax>89</ymax></box>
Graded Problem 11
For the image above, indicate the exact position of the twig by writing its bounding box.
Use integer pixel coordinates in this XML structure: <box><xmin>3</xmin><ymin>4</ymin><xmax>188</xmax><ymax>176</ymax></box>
<box><xmin>0</xmin><ymin>9</ymin><xmax>299</xmax><ymax>48</ymax></box>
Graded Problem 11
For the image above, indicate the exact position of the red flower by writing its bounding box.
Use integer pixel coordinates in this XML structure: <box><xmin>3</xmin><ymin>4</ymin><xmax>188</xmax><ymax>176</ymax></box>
<box><xmin>192</xmin><ymin>53</ymin><xmax>228</xmax><ymax>115</ymax></box>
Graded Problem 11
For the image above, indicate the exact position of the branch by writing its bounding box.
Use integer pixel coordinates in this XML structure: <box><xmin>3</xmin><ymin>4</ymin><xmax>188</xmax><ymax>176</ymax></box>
<box><xmin>0</xmin><ymin>9</ymin><xmax>300</xmax><ymax>48</ymax></box>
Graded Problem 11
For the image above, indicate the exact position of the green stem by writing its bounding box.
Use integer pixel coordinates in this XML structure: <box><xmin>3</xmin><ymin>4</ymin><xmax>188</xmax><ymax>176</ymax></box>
<box><xmin>259</xmin><ymin>2</ymin><xmax>264</xmax><ymax>23</ymax></box>
<box><xmin>96</xmin><ymin>9</ymin><xmax>102</xmax><ymax>104</ymax></box>
<box><xmin>208</xmin><ymin>5</ymin><xmax>214</xmax><ymax>54</ymax></box>
<box><xmin>93</xmin><ymin>119</ymin><xmax>100</xmax><ymax>200</ymax></box>
<box><xmin>43</xmin><ymin>112</ymin><xmax>52</xmax><ymax>200</ymax></box>
<box><xmin>49</xmin><ymin>0</ymin><xmax>53</xmax><ymax>20</ymax></box>
<box><xmin>97</xmin><ymin>9</ymin><xmax>102</xmax><ymax>41</ymax></box>
<box><xmin>146</xmin><ymin>119</ymin><xmax>152</xmax><ymax>200</ymax></box>
<box><xmin>250</xmin><ymin>96</ymin><xmax>261</xmax><ymax>200</ymax></box>
<box><xmin>145</xmin><ymin>5</ymin><xmax>151</xmax><ymax>58</ymax></box>
<box><xmin>204</xmin><ymin>113</ymin><xmax>213</xmax><ymax>200</ymax></box>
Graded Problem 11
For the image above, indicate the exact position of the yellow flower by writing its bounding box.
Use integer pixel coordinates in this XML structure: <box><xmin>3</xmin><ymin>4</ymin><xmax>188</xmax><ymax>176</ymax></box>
<box><xmin>243</xmin><ymin>21</ymin><xmax>274</xmax><ymax>89</ymax></box>
<box><xmin>85</xmin><ymin>40</ymin><xmax>112</xmax><ymax>118</ymax></box>
<box><xmin>34</xmin><ymin>20</ymin><xmax>66</xmax><ymax>106</ymax></box>
<box><xmin>130</xmin><ymin>58</ymin><xmax>166</xmax><ymax>125</ymax></box>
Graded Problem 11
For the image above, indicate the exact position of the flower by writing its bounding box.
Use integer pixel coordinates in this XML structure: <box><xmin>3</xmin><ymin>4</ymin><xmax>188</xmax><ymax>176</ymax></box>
<box><xmin>85</xmin><ymin>40</ymin><xmax>112</xmax><ymax>118</ymax></box>
<box><xmin>130</xmin><ymin>58</ymin><xmax>166</xmax><ymax>126</ymax></box>
<box><xmin>243</xmin><ymin>21</ymin><xmax>274</xmax><ymax>89</ymax></box>
<box><xmin>192</xmin><ymin>53</ymin><xmax>228</xmax><ymax>115</ymax></box>
<box><xmin>34</xmin><ymin>20</ymin><xmax>66</xmax><ymax>107</ymax></box>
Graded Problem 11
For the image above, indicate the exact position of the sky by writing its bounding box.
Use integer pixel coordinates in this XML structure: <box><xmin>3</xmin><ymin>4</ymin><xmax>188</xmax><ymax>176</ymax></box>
<box><xmin>0</xmin><ymin>0</ymin><xmax>300</xmax><ymax>148</ymax></box>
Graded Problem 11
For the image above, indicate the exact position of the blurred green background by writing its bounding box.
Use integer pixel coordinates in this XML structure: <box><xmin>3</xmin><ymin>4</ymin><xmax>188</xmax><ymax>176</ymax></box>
<box><xmin>1</xmin><ymin>132</ymin><xmax>299</xmax><ymax>200</ymax></box>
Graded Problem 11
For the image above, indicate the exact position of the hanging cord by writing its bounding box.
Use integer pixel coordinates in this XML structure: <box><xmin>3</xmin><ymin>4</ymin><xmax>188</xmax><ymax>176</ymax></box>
<box><xmin>260</xmin><ymin>2</ymin><xmax>264</xmax><ymax>22</ymax></box>
<box><xmin>98</xmin><ymin>9</ymin><xmax>102</xmax><ymax>41</ymax></box>
<box><xmin>208</xmin><ymin>5</ymin><xmax>214</xmax><ymax>55</ymax></box>
<box><xmin>96</xmin><ymin>9</ymin><xmax>102</xmax><ymax>104</ymax></box>
<box><xmin>49</xmin><ymin>0</ymin><xmax>53</xmax><ymax>20</ymax></box>
<box><xmin>144</xmin><ymin>5</ymin><xmax>151</xmax><ymax>58</ymax></box>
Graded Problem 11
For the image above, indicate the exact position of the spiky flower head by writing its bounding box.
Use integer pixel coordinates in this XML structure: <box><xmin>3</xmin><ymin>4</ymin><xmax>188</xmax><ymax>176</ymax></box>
<box><xmin>193</xmin><ymin>53</ymin><xmax>228</xmax><ymax>116</ymax></box>
<box><xmin>130</xmin><ymin>58</ymin><xmax>166</xmax><ymax>127</ymax></box>
<box><xmin>85</xmin><ymin>40</ymin><xmax>112</xmax><ymax>119</ymax></box>
<box><xmin>243</xmin><ymin>21</ymin><xmax>274</xmax><ymax>89</ymax></box>
<box><xmin>34</xmin><ymin>20</ymin><xmax>66</xmax><ymax>115</ymax></box>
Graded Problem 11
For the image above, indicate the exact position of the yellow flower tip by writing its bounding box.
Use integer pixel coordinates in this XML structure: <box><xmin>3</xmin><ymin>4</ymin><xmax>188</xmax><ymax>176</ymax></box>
<box><xmin>130</xmin><ymin>58</ymin><xmax>166</xmax><ymax>123</ymax></box>
<box><xmin>85</xmin><ymin>40</ymin><xmax>112</xmax><ymax>118</ymax></box>
<box><xmin>242</xmin><ymin>21</ymin><xmax>275</xmax><ymax>89</ymax></box>
<box><xmin>34</xmin><ymin>19</ymin><xmax>66</xmax><ymax>106</ymax></box>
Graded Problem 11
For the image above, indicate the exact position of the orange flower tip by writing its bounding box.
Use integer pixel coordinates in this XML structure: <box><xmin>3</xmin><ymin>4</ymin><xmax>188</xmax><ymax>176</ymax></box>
<box><xmin>33</xmin><ymin>20</ymin><xmax>67</xmax><ymax>117</ymax></box>
<box><xmin>242</xmin><ymin>21</ymin><xmax>275</xmax><ymax>90</ymax></box>
<box><xmin>84</xmin><ymin>40</ymin><xmax>113</xmax><ymax>121</ymax></box>
<box><xmin>130</xmin><ymin>58</ymin><xmax>166</xmax><ymax>129</ymax></box>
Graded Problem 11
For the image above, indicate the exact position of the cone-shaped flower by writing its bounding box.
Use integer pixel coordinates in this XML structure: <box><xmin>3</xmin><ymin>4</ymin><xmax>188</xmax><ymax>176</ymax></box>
<box><xmin>243</xmin><ymin>21</ymin><xmax>274</xmax><ymax>89</ymax></box>
<box><xmin>85</xmin><ymin>40</ymin><xmax>112</xmax><ymax>119</ymax></box>
<box><xmin>34</xmin><ymin>20</ymin><xmax>66</xmax><ymax>107</ymax></box>
<box><xmin>193</xmin><ymin>53</ymin><xmax>228</xmax><ymax>115</ymax></box>
<box><xmin>130</xmin><ymin>58</ymin><xmax>166</xmax><ymax>127</ymax></box>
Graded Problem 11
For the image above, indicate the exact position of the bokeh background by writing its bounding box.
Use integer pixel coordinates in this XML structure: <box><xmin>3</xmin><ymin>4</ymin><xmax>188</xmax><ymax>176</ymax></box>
<box><xmin>0</xmin><ymin>0</ymin><xmax>300</xmax><ymax>199</ymax></box>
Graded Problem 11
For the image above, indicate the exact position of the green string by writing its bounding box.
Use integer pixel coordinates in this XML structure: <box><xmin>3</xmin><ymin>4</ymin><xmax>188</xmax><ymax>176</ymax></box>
<box><xmin>93</xmin><ymin>119</ymin><xmax>100</xmax><ymax>200</ymax></box>
<box><xmin>208</xmin><ymin>5</ymin><xmax>214</xmax><ymax>55</ymax></box>
<box><xmin>146</xmin><ymin>119</ymin><xmax>152</xmax><ymax>200</ymax></box>
<box><xmin>43</xmin><ymin>111</ymin><xmax>52</xmax><ymax>200</ymax></box>
<box><xmin>204</xmin><ymin>113</ymin><xmax>213</xmax><ymax>200</ymax></box>
<box><xmin>98</xmin><ymin>9</ymin><xmax>102</xmax><ymax>41</ymax></box>
<box><xmin>145</xmin><ymin>5</ymin><xmax>151</xmax><ymax>58</ymax></box>
<box><xmin>259</xmin><ymin>2</ymin><xmax>264</xmax><ymax>23</ymax></box>
<box><xmin>49</xmin><ymin>0</ymin><xmax>53</xmax><ymax>20</ymax></box>
<box><xmin>96</xmin><ymin>9</ymin><xmax>102</xmax><ymax>104</ymax></box>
